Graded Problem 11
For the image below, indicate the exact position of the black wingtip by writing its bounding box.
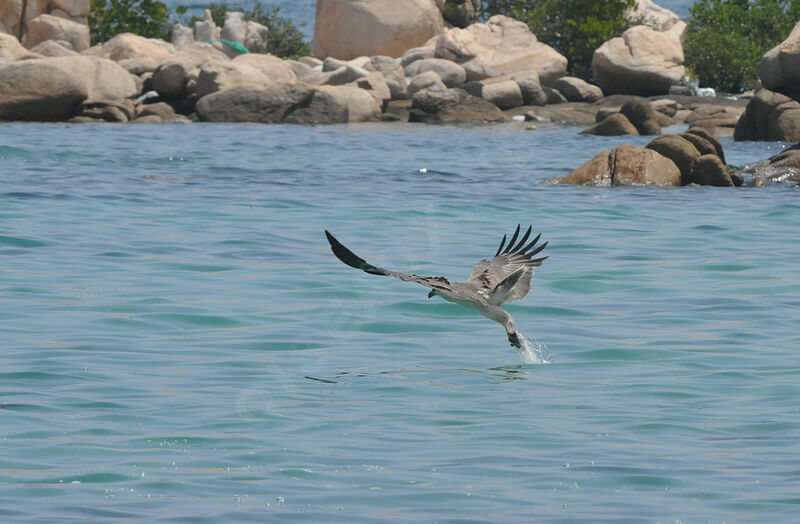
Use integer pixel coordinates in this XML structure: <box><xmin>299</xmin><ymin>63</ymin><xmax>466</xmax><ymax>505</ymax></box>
<box><xmin>325</xmin><ymin>230</ymin><xmax>388</xmax><ymax>276</ymax></box>
<box><xmin>325</xmin><ymin>230</ymin><xmax>367</xmax><ymax>270</ymax></box>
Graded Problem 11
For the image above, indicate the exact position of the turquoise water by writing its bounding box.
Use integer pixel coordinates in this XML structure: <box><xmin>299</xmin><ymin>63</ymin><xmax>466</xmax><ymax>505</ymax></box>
<box><xmin>1</xmin><ymin>122</ymin><xmax>799</xmax><ymax>522</ymax></box>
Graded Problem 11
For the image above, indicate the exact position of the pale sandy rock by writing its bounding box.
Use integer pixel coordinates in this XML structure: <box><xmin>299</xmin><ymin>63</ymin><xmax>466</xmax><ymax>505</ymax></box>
<box><xmin>0</xmin><ymin>59</ymin><xmax>88</xmax><ymax>120</ymax></box>
<box><xmin>665</xmin><ymin>20</ymin><xmax>687</xmax><ymax>44</ymax></box>
<box><xmin>151</xmin><ymin>42</ymin><xmax>229</xmax><ymax>98</ymax></box>
<box><xmin>759</xmin><ymin>20</ymin><xmax>800</xmax><ymax>94</ymax></box>
<box><xmin>23</xmin><ymin>13</ymin><xmax>89</xmax><ymax>52</ymax></box>
<box><xmin>95</xmin><ymin>33</ymin><xmax>174</xmax><ymax>63</ymax></box>
<box><xmin>244</xmin><ymin>21</ymin><xmax>269</xmax><ymax>53</ymax></box>
<box><xmin>323</xmin><ymin>57</ymin><xmax>348</xmax><ymax>71</ymax></box>
<box><xmin>221</xmin><ymin>11</ymin><xmax>247</xmax><ymax>44</ymax></box>
<box><xmin>46</xmin><ymin>55</ymin><xmax>137</xmax><ymax>100</ymax></box>
<box><xmin>233</xmin><ymin>54</ymin><xmax>298</xmax><ymax>83</ymax></box>
<box><xmin>0</xmin><ymin>33</ymin><xmax>32</xmax><ymax>60</ymax></box>
<box><xmin>313</xmin><ymin>0</ymin><xmax>444</xmax><ymax>60</ymax></box>
<box><xmin>399</xmin><ymin>46</ymin><xmax>435</xmax><ymax>68</ymax></box>
<box><xmin>195</xmin><ymin>9</ymin><xmax>220</xmax><ymax>42</ymax></box>
<box><xmin>365</xmin><ymin>55</ymin><xmax>406</xmax><ymax>99</ymax></box>
<box><xmin>29</xmin><ymin>39</ymin><xmax>78</xmax><ymax>57</ymax></box>
<box><xmin>172</xmin><ymin>23</ymin><xmax>194</xmax><ymax>47</ymax></box>
<box><xmin>626</xmin><ymin>0</ymin><xmax>680</xmax><ymax>31</ymax></box>
<box><xmin>319</xmin><ymin>84</ymin><xmax>382</xmax><ymax>122</ymax></box>
<box><xmin>196</xmin><ymin>60</ymin><xmax>269</xmax><ymax>98</ymax></box>
<box><xmin>404</xmin><ymin>58</ymin><xmax>466</xmax><ymax>87</ymax></box>
<box><xmin>510</xmin><ymin>70</ymin><xmax>547</xmax><ymax>106</ymax></box>
<box><xmin>554</xmin><ymin>76</ymin><xmax>603</xmax><ymax>102</ymax></box>
<box><xmin>480</xmin><ymin>79</ymin><xmax>522</xmax><ymax>109</ymax></box>
<box><xmin>298</xmin><ymin>56</ymin><xmax>323</xmax><ymax>68</ymax></box>
<box><xmin>434</xmin><ymin>15</ymin><xmax>567</xmax><ymax>84</ymax></box>
<box><xmin>350</xmin><ymin>71</ymin><xmax>392</xmax><ymax>104</ymax></box>
<box><xmin>592</xmin><ymin>25</ymin><xmax>684</xmax><ymax>96</ymax></box>
<box><xmin>407</xmin><ymin>70</ymin><xmax>446</xmax><ymax>99</ymax></box>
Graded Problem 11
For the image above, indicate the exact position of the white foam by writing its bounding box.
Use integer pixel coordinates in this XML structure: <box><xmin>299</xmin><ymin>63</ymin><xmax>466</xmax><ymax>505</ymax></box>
<box><xmin>514</xmin><ymin>332</ymin><xmax>552</xmax><ymax>365</ymax></box>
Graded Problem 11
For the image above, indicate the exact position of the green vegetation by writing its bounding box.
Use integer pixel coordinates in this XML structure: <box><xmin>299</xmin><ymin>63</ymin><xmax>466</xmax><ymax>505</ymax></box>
<box><xmin>482</xmin><ymin>0</ymin><xmax>638</xmax><ymax>80</ymax></box>
<box><xmin>186</xmin><ymin>2</ymin><xmax>310</xmax><ymax>59</ymax></box>
<box><xmin>89</xmin><ymin>0</ymin><xmax>171</xmax><ymax>45</ymax></box>
<box><xmin>684</xmin><ymin>0</ymin><xmax>800</xmax><ymax>93</ymax></box>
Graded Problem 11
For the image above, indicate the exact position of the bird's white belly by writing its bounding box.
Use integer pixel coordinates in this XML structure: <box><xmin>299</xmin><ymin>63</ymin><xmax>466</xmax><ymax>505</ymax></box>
<box><xmin>438</xmin><ymin>294</ymin><xmax>481</xmax><ymax>310</ymax></box>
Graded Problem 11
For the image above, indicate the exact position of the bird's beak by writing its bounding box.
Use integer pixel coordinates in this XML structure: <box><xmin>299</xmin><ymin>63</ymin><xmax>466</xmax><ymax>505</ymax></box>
<box><xmin>427</xmin><ymin>290</ymin><xmax>435</xmax><ymax>298</ymax></box>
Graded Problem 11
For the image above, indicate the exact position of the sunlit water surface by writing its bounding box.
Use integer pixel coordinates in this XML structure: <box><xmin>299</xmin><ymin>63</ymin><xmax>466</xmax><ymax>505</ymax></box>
<box><xmin>1</xmin><ymin>122</ymin><xmax>798</xmax><ymax>522</ymax></box>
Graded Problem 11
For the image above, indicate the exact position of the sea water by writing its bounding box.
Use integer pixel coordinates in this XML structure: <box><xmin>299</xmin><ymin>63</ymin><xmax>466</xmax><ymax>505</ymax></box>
<box><xmin>1</xmin><ymin>121</ymin><xmax>799</xmax><ymax>521</ymax></box>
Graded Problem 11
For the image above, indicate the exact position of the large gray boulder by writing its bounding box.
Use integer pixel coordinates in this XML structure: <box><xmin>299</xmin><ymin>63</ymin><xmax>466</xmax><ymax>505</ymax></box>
<box><xmin>434</xmin><ymin>15</ymin><xmax>567</xmax><ymax>84</ymax></box>
<box><xmin>759</xmin><ymin>20</ymin><xmax>800</xmax><ymax>96</ymax></box>
<box><xmin>233</xmin><ymin>54</ymin><xmax>298</xmax><ymax>83</ymax></box>
<box><xmin>313</xmin><ymin>0</ymin><xmax>444</xmax><ymax>60</ymax></box>
<box><xmin>46</xmin><ymin>55</ymin><xmax>138</xmax><ymax>100</ymax></box>
<box><xmin>592</xmin><ymin>25</ymin><xmax>684</xmax><ymax>96</ymax></box>
<box><xmin>196</xmin><ymin>83</ymin><xmax>355</xmax><ymax>124</ymax></box>
<box><xmin>409</xmin><ymin>86</ymin><xmax>507</xmax><ymax>124</ymax></box>
<box><xmin>0</xmin><ymin>59</ymin><xmax>87</xmax><ymax>120</ymax></box>
<box><xmin>734</xmin><ymin>88</ymin><xmax>800</xmax><ymax>142</ymax></box>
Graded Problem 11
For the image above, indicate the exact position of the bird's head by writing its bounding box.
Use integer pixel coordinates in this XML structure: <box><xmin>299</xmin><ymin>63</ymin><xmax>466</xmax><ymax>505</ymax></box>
<box><xmin>427</xmin><ymin>289</ymin><xmax>437</xmax><ymax>299</ymax></box>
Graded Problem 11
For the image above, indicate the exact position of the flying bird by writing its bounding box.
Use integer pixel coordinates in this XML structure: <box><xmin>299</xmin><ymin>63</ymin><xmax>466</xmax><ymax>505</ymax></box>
<box><xmin>324</xmin><ymin>225</ymin><xmax>548</xmax><ymax>348</ymax></box>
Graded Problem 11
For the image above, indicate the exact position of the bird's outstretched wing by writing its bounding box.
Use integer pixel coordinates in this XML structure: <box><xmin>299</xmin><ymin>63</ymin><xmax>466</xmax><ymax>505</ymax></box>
<box><xmin>325</xmin><ymin>230</ymin><xmax>454</xmax><ymax>294</ymax></box>
<box><xmin>467</xmin><ymin>225</ymin><xmax>548</xmax><ymax>304</ymax></box>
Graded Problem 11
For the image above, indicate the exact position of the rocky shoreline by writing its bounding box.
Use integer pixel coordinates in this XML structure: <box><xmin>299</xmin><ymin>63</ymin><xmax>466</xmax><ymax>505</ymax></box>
<box><xmin>1</xmin><ymin>0</ymin><xmax>799</xmax><ymax>186</ymax></box>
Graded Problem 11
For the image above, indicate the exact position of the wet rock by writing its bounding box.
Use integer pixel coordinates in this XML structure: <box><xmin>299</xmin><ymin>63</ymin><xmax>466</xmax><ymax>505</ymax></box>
<box><xmin>646</xmin><ymin>134</ymin><xmax>700</xmax><ymax>185</ymax></box>
<box><xmin>580</xmin><ymin>113</ymin><xmax>639</xmax><ymax>136</ymax></box>
<box><xmin>548</xmin><ymin>144</ymin><xmax>681</xmax><ymax>186</ymax></box>
<box><xmin>688</xmin><ymin>154</ymin><xmax>734</xmax><ymax>186</ymax></box>
<box><xmin>734</xmin><ymin>88</ymin><xmax>800</xmax><ymax>142</ymax></box>
<box><xmin>620</xmin><ymin>97</ymin><xmax>661</xmax><ymax>135</ymax></box>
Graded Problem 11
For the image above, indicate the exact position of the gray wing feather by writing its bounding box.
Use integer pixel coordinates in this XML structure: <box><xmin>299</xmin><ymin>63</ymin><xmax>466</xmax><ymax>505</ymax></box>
<box><xmin>326</xmin><ymin>230</ymin><xmax>455</xmax><ymax>292</ymax></box>
<box><xmin>468</xmin><ymin>225</ymin><xmax>548</xmax><ymax>303</ymax></box>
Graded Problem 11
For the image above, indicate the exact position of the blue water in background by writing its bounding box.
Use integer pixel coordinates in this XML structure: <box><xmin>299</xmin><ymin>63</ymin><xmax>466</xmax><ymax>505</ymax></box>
<box><xmin>1</xmin><ymin>121</ymin><xmax>798</xmax><ymax>521</ymax></box>
<box><xmin>173</xmin><ymin>0</ymin><xmax>694</xmax><ymax>39</ymax></box>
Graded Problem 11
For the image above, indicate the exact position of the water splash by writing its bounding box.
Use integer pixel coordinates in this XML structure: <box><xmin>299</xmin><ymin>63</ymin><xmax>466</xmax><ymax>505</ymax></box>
<box><xmin>514</xmin><ymin>332</ymin><xmax>551</xmax><ymax>365</ymax></box>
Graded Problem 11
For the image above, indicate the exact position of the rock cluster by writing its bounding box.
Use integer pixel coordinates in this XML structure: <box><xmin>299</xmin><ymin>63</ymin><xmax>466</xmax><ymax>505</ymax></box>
<box><xmin>549</xmin><ymin>128</ymin><xmax>743</xmax><ymax>187</ymax></box>
<box><xmin>735</xmin><ymin>20</ymin><xmax>800</xmax><ymax>142</ymax></box>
